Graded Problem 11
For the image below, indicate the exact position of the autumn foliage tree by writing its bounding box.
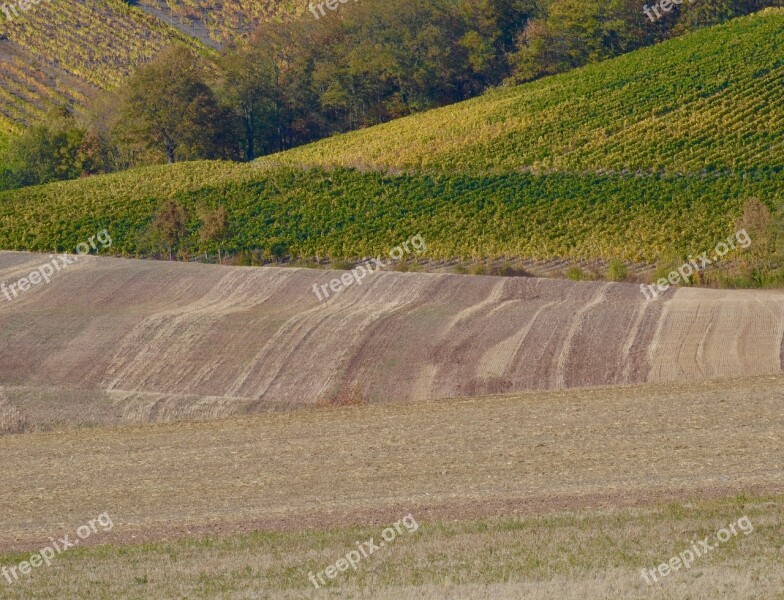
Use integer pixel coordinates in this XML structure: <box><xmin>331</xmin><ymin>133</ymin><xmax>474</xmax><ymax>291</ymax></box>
<box><xmin>114</xmin><ymin>46</ymin><xmax>229</xmax><ymax>164</ymax></box>
<box><xmin>152</xmin><ymin>199</ymin><xmax>189</xmax><ymax>260</ymax></box>
<box><xmin>199</xmin><ymin>205</ymin><xmax>229</xmax><ymax>263</ymax></box>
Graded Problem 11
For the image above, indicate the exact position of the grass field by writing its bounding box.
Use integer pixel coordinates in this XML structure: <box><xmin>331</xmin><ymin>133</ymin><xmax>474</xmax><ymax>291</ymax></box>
<box><xmin>0</xmin><ymin>496</ymin><xmax>781</xmax><ymax>599</ymax></box>
<box><xmin>0</xmin><ymin>375</ymin><xmax>782</xmax><ymax>598</ymax></box>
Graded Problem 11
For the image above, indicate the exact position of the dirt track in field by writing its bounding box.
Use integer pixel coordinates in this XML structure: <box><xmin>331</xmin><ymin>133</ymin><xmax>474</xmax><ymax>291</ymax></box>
<box><xmin>1</xmin><ymin>251</ymin><xmax>783</xmax><ymax>430</ymax></box>
<box><xmin>0</xmin><ymin>374</ymin><xmax>782</xmax><ymax>553</ymax></box>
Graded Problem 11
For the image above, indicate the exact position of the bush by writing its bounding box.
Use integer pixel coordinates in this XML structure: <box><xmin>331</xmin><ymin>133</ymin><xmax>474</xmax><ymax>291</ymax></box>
<box><xmin>316</xmin><ymin>383</ymin><xmax>369</xmax><ymax>408</ymax></box>
<box><xmin>607</xmin><ymin>260</ymin><xmax>629</xmax><ymax>282</ymax></box>
<box><xmin>330</xmin><ymin>259</ymin><xmax>354</xmax><ymax>270</ymax></box>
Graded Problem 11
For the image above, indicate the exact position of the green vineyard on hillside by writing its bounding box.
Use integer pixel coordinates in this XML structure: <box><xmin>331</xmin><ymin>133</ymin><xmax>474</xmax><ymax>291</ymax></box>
<box><xmin>277</xmin><ymin>9</ymin><xmax>784</xmax><ymax>176</ymax></box>
<box><xmin>0</xmin><ymin>163</ymin><xmax>780</xmax><ymax>263</ymax></box>
<box><xmin>1</xmin><ymin>10</ymin><xmax>782</xmax><ymax>272</ymax></box>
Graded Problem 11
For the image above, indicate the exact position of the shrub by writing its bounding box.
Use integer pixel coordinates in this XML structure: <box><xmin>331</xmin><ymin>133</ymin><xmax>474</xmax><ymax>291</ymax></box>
<box><xmin>316</xmin><ymin>383</ymin><xmax>369</xmax><ymax>408</ymax></box>
<box><xmin>607</xmin><ymin>260</ymin><xmax>629</xmax><ymax>282</ymax></box>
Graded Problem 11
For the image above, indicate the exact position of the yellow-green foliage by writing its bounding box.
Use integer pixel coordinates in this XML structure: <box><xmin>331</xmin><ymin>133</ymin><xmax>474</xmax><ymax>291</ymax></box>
<box><xmin>1</xmin><ymin>12</ymin><xmax>783</xmax><ymax>265</ymax></box>
<box><xmin>135</xmin><ymin>0</ymin><xmax>304</xmax><ymax>43</ymax></box>
<box><xmin>275</xmin><ymin>10</ymin><xmax>784</xmax><ymax>176</ymax></box>
<box><xmin>0</xmin><ymin>162</ymin><xmax>780</xmax><ymax>262</ymax></box>
<box><xmin>0</xmin><ymin>0</ymin><xmax>210</xmax><ymax>128</ymax></box>
<box><xmin>0</xmin><ymin>41</ymin><xmax>93</xmax><ymax>130</ymax></box>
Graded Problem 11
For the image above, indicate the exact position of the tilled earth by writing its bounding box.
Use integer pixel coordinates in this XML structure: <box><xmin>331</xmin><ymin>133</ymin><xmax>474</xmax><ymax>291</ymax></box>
<box><xmin>1</xmin><ymin>252</ymin><xmax>783</xmax><ymax>432</ymax></box>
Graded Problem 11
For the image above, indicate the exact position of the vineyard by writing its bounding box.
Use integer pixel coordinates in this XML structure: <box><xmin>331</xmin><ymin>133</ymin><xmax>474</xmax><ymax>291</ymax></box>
<box><xmin>1</xmin><ymin>10</ymin><xmax>782</xmax><ymax>265</ymax></box>
<box><xmin>276</xmin><ymin>9</ymin><xmax>784</xmax><ymax>176</ymax></box>
<box><xmin>0</xmin><ymin>38</ymin><xmax>96</xmax><ymax>131</ymax></box>
<box><xmin>0</xmin><ymin>163</ymin><xmax>780</xmax><ymax>262</ymax></box>
<box><xmin>0</xmin><ymin>0</ymin><xmax>209</xmax><ymax>129</ymax></box>
<box><xmin>135</xmin><ymin>0</ymin><xmax>304</xmax><ymax>44</ymax></box>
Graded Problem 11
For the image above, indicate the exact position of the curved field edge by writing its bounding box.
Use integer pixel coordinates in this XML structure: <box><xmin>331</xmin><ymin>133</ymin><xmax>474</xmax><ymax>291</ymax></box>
<box><xmin>1</xmin><ymin>253</ymin><xmax>783</xmax><ymax>432</ymax></box>
<box><xmin>1</xmin><ymin>165</ymin><xmax>781</xmax><ymax>262</ymax></box>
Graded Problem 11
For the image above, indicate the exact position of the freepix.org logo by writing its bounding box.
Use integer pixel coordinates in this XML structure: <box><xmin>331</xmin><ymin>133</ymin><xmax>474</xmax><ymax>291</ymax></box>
<box><xmin>1</xmin><ymin>0</ymin><xmax>51</xmax><ymax>22</ymax></box>
<box><xmin>1</xmin><ymin>230</ymin><xmax>112</xmax><ymax>302</ymax></box>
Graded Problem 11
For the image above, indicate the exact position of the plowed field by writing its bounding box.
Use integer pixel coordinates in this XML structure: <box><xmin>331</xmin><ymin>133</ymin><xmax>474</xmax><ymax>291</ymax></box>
<box><xmin>2</xmin><ymin>252</ymin><xmax>783</xmax><ymax>432</ymax></box>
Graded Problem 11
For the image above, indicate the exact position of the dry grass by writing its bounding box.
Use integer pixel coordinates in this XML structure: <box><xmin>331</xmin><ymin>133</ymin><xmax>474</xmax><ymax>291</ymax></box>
<box><xmin>1</xmin><ymin>374</ymin><xmax>783</xmax><ymax>555</ymax></box>
<box><xmin>0</xmin><ymin>376</ymin><xmax>782</xmax><ymax>597</ymax></box>
<box><xmin>0</xmin><ymin>495</ymin><xmax>781</xmax><ymax>598</ymax></box>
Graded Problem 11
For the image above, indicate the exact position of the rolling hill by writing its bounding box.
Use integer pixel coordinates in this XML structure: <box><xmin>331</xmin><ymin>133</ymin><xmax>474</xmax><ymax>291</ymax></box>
<box><xmin>1</xmin><ymin>251</ymin><xmax>783</xmax><ymax>432</ymax></box>
<box><xmin>1</xmin><ymin>10</ymin><xmax>782</xmax><ymax>267</ymax></box>
<box><xmin>0</xmin><ymin>0</ymin><xmax>268</xmax><ymax>135</ymax></box>
<box><xmin>275</xmin><ymin>8</ymin><xmax>784</xmax><ymax>175</ymax></box>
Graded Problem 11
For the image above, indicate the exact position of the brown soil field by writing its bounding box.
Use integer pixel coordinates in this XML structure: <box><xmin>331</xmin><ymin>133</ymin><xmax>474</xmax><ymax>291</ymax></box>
<box><xmin>1</xmin><ymin>252</ymin><xmax>783</xmax><ymax>432</ymax></box>
<box><xmin>1</xmin><ymin>374</ymin><xmax>782</xmax><ymax>554</ymax></box>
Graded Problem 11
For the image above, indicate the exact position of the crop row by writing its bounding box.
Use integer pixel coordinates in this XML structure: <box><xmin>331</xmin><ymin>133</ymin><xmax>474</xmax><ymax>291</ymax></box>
<box><xmin>0</xmin><ymin>0</ymin><xmax>207</xmax><ymax>128</ymax></box>
<box><xmin>1</xmin><ymin>164</ymin><xmax>780</xmax><ymax>263</ymax></box>
<box><xmin>135</xmin><ymin>0</ymin><xmax>302</xmax><ymax>43</ymax></box>
<box><xmin>277</xmin><ymin>10</ymin><xmax>784</xmax><ymax>176</ymax></box>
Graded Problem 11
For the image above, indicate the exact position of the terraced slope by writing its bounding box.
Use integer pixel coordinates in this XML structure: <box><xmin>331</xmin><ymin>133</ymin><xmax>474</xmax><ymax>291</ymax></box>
<box><xmin>1</xmin><ymin>251</ymin><xmax>782</xmax><ymax>432</ymax></box>
<box><xmin>0</xmin><ymin>39</ymin><xmax>97</xmax><ymax>133</ymax></box>
<box><xmin>276</xmin><ymin>9</ymin><xmax>784</xmax><ymax>175</ymax></box>
<box><xmin>0</xmin><ymin>0</ymin><xmax>208</xmax><ymax>129</ymax></box>
<box><xmin>136</xmin><ymin>0</ymin><xmax>304</xmax><ymax>45</ymax></box>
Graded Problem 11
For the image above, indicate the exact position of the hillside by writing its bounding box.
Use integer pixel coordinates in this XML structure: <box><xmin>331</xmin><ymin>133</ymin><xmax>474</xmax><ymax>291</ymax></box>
<box><xmin>1</xmin><ymin>251</ymin><xmax>783</xmax><ymax>432</ymax></box>
<box><xmin>4</xmin><ymin>8</ymin><xmax>784</xmax><ymax>600</ymax></box>
<box><xmin>135</xmin><ymin>0</ymin><xmax>305</xmax><ymax>44</ymax></box>
<box><xmin>276</xmin><ymin>9</ymin><xmax>784</xmax><ymax>175</ymax></box>
<box><xmin>0</xmin><ymin>0</ymin><xmax>217</xmax><ymax>133</ymax></box>
<box><xmin>1</xmin><ymin>11</ymin><xmax>782</xmax><ymax>267</ymax></box>
<box><xmin>1</xmin><ymin>163</ymin><xmax>780</xmax><ymax>262</ymax></box>
<box><xmin>0</xmin><ymin>38</ymin><xmax>97</xmax><ymax>135</ymax></box>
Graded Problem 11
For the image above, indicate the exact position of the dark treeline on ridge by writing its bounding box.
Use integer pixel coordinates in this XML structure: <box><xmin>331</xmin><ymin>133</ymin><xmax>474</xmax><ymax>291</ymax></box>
<box><xmin>1</xmin><ymin>0</ymin><xmax>781</xmax><ymax>191</ymax></box>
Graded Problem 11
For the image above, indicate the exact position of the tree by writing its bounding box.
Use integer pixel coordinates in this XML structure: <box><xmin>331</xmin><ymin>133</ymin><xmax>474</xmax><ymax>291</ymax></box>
<box><xmin>199</xmin><ymin>205</ymin><xmax>229</xmax><ymax>263</ymax></box>
<box><xmin>114</xmin><ymin>46</ymin><xmax>226</xmax><ymax>163</ymax></box>
<box><xmin>152</xmin><ymin>199</ymin><xmax>189</xmax><ymax>260</ymax></box>
<box><xmin>0</xmin><ymin>106</ymin><xmax>110</xmax><ymax>191</ymax></box>
<box><xmin>510</xmin><ymin>0</ymin><xmax>648</xmax><ymax>82</ymax></box>
<box><xmin>216</xmin><ymin>43</ymin><xmax>277</xmax><ymax>161</ymax></box>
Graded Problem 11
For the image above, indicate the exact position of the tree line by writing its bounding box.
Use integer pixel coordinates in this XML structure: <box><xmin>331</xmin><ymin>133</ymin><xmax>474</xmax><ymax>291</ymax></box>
<box><xmin>1</xmin><ymin>0</ymin><xmax>780</xmax><ymax>190</ymax></box>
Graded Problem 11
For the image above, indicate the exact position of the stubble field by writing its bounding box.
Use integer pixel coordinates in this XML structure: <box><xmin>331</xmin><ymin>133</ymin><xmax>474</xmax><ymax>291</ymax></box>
<box><xmin>0</xmin><ymin>375</ymin><xmax>782</xmax><ymax>598</ymax></box>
